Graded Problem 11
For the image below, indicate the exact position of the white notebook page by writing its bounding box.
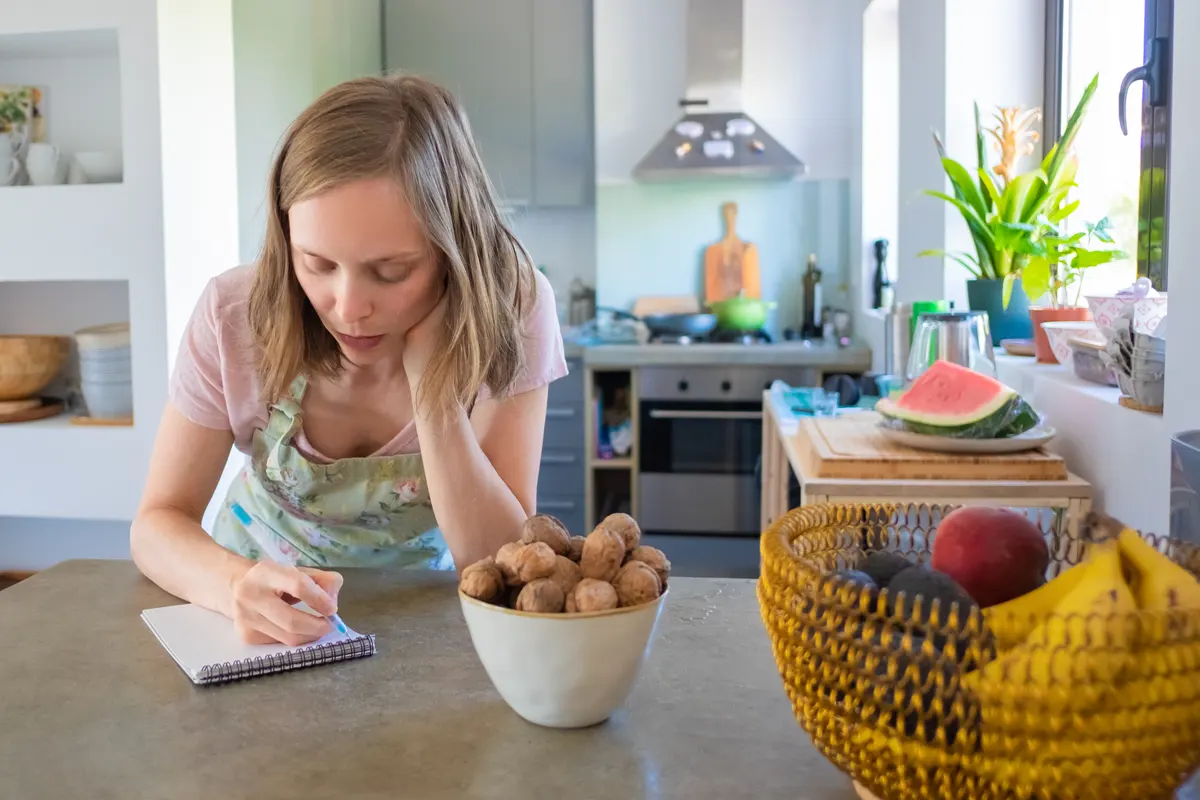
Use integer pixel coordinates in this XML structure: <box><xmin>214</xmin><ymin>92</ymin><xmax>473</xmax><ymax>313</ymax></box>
<box><xmin>141</xmin><ymin>602</ymin><xmax>363</xmax><ymax>682</ymax></box>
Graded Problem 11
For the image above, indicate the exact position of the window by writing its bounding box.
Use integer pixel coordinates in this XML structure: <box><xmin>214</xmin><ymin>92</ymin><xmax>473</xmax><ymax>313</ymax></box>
<box><xmin>1046</xmin><ymin>0</ymin><xmax>1173</xmax><ymax>294</ymax></box>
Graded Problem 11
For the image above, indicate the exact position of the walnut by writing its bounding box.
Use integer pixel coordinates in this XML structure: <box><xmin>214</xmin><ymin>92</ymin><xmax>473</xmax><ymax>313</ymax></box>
<box><xmin>547</xmin><ymin>555</ymin><xmax>583</xmax><ymax>598</ymax></box>
<box><xmin>520</xmin><ymin>514</ymin><xmax>570</xmax><ymax>556</ymax></box>
<box><xmin>569</xmin><ymin>578</ymin><xmax>619</xmax><ymax>613</ymax></box>
<box><xmin>565</xmin><ymin>590</ymin><xmax>578</xmax><ymax>613</ymax></box>
<box><xmin>599</xmin><ymin>512</ymin><xmax>641</xmax><ymax>552</ymax></box>
<box><xmin>495</xmin><ymin>541</ymin><xmax>522</xmax><ymax>585</ymax></box>
<box><xmin>627</xmin><ymin>545</ymin><xmax>671</xmax><ymax>588</ymax></box>
<box><xmin>612</xmin><ymin>561</ymin><xmax>661</xmax><ymax>607</ymax></box>
<box><xmin>567</xmin><ymin>535</ymin><xmax>586</xmax><ymax>563</ymax></box>
<box><xmin>580</xmin><ymin>527</ymin><xmax>624</xmax><ymax>582</ymax></box>
<box><xmin>505</xmin><ymin>584</ymin><xmax>523</xmax><ymax>609</ymax></box>
<box><xmin>459</xmin><ymin>556</ymin><xmax>505</xmax><ymax>604</ymax></box>
<box><xmin>515</xmin><ymin>578</ymin><xmax>565</xmax><ymax>613</ymax></box>
<box><xmin>514</xmin><ymin>542</ymin><xmax>557</xmax><ymax>584</ymax></box>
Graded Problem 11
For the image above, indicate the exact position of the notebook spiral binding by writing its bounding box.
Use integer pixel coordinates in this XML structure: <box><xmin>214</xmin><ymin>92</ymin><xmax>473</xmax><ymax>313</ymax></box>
<box><xmin>197</xmin><ymin>633</ymin><xmax>376</xmax><ymax>685</ymax></box>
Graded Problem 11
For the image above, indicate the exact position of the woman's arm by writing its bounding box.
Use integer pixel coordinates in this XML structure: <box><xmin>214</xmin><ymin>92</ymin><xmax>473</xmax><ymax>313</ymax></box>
<box><xmin>412</xmin><ymin>385</ymin><xmax>548</xmax><ymax>570</ymax></box>
<box><xmin>131</xmin><ymin>403</ymin><xmax>340</xmax><ymax>645</ymax></box>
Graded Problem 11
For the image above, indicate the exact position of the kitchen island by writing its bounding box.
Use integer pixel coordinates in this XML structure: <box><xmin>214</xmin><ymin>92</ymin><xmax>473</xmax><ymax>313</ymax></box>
<box><xmin>0</xmin><ymin>560</ymin><xmax>859</xmax><ymax>800</ymax></box>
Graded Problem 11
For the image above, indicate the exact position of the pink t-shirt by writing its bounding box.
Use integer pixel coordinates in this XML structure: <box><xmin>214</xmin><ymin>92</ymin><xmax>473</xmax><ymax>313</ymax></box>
<box><xmin>169</xmin><ymin>264</ymin><xmax>568</xmax><ymax>463</ymax></box>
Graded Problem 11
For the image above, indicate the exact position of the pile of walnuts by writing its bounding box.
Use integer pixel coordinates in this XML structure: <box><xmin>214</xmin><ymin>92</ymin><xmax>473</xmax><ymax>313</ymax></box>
<box><xmin>459</xmin><ymin>512</ymin><xmax>671</xmax><ymax>614</ymax></box>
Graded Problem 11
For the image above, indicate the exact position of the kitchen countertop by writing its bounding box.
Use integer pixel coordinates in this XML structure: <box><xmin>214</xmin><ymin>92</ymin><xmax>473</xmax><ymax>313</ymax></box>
<box><xmin>0</xmin><ymin>561</ymin><xmax>859</xmax><ymax>799</ymax></box>
<box><xmin>566</xmin><ymin>338</ymin><xmax>873</xmax><ymax>369</ymax></box>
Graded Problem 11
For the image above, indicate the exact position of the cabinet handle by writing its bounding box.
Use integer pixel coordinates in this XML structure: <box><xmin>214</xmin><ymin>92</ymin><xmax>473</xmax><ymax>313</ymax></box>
<box><xmin>648</xmin><ymin>409</ymin><xmax>763</xmax><ymax>420</ymax></box>
<box><xmin>541</xmin><ymin>452</ymin><xmax>578</xmax><ymax>465</ymax></box>
<box><xmin>546</xmin><ymin>407</ymin><xmax>576</xmax><ymax>419</ymax></box>
<box><xmin>538</xmin><ymin>500</ymin><xmax>577</xmax><ymax>511</ymax></box>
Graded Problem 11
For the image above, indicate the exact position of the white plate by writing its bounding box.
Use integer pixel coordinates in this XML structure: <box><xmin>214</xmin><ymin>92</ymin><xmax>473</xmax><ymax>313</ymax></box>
<box><xmin>877</xmin><ymin>423</ymin><xmax>1057</xmax><ymax>454</ymax></box>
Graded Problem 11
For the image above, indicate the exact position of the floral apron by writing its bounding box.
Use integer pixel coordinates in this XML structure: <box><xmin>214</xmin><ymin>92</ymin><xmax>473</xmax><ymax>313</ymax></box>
<box><xmin>209</xmin><ymin>375</ymin><xmax>453</xmax><ymax>570</ymax></box>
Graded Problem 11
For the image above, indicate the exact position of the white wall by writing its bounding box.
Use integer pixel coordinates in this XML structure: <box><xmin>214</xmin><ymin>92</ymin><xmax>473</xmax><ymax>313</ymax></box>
<box><xmin>232</xmin><ymin>0</ymin><xmax>382</xmax><ymax>265</ymax></box>
<box><xmin>1163</xmin><ymin>1</ymin><xmax>1200</xmax><ymax>467</ymax></box>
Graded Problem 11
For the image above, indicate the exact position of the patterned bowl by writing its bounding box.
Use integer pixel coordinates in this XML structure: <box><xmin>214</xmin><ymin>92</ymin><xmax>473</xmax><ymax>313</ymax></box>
<box><xmin>1085</xmin><ymin>294</ymin><xmax>1168</xmax><ymax>336</ymax></box>
<box><xmin>1040</xmin><ymin>320</ymin><xmax>1102</xmax><ymax>365</ymax></box>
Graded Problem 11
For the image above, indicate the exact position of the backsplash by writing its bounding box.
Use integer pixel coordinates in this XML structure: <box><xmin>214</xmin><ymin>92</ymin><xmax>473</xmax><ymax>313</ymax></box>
<box><xmin>595</xmin><ymin>179</ymin><xmax>851</xmax><ymax>339</ymax></box>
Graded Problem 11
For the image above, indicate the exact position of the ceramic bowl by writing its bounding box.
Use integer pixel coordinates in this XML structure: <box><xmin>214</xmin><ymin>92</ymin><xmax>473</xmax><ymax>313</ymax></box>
<box><xmin>458</xmin><ymin>588</ymin><xmax>668</xmax><ymax>728</ymax></box>
<box><xmin>1040</xmin><ymin>321</ymin><xmax>1103</xmax><ymax>365</ymax></box>
<box><xmin>1085</xmin><ymin>294</ymin><xmax>1168</xmax><ymax>335</ymax></box>
<box><xmin>73</xmin><ymin>151</ymin><xmax>123</xmax><ymax>183</ymax></box>
<box><xmin>75</xmin><ymin>322</ymin><xmax>130</xmax><ymax>351</ymax></box>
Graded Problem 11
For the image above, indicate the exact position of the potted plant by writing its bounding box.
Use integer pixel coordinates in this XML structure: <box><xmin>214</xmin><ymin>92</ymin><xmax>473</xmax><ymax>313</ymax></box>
<box><xmin>1022</xmin><ymin>215</ymin><xmax>1126</xmax><ymax>361</ymax></box>
<box><xmin>919</xmin><ymin>74</ymin><xmax>1099</xmax><ymax>346</ymax></box>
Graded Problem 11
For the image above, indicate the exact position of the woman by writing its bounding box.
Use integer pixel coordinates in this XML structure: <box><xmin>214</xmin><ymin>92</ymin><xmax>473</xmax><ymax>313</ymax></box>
<box><xmin>130</xmin><ymin>74</ymin><xmax>567</xmax><ymax>647</ymax></box>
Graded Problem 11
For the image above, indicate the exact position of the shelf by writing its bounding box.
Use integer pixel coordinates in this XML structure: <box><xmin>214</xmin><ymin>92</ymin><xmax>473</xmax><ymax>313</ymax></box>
<box><xmin>0</xmin><ymin>186</ymin><xmax>142</xmax><ymax>280</ymax></box>
<box><xmin>591</xmin><ymin>457</ymin><xmax>633</xmax><ymax>469</ymax></box>
<box><xmin>0</xmin><ymin>28</ymin><xmax>117</xmax><ymax>59</ymax></box>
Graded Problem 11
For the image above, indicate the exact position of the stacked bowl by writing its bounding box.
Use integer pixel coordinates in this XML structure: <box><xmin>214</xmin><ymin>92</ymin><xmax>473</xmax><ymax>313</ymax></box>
<box><xmin>75</xmin><ymin>323</ymin><xmax>133</xmax><ymax>419</ymax></box>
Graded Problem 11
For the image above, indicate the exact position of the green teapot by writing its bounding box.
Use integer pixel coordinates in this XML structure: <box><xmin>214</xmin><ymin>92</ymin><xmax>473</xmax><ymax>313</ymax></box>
<box><xmin>707</xmin><ymin>291</ymin><xmax>777</xmax><ymax>331</ymax></box>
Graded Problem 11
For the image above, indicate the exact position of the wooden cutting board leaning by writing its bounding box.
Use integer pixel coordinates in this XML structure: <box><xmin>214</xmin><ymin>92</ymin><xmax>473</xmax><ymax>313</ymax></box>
<box><xmin>703</xmin><ymin>202</ymin><xmax>761</xmax><ymax>304</ymax></box>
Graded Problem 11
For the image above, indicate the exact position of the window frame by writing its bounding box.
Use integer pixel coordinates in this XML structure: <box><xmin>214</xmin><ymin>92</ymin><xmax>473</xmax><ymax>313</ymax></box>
<box><xmin>1043</xmin><ymin>0</ymin><xmax>1174</xmax><ymax>290</ymax></box>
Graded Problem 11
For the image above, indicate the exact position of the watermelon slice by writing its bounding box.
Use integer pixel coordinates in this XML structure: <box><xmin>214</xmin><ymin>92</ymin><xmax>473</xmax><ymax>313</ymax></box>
<box><xmin>875</xmin><ymin>360</ymin><xmax>1037</xmax><ymax>439</ymax></box>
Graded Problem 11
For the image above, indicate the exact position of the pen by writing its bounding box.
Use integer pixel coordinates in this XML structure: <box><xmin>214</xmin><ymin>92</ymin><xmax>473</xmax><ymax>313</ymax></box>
<box><xmin>229</xmin><ymin>501</ymin><xmax>348</xmax><ymax>635</ymax></box>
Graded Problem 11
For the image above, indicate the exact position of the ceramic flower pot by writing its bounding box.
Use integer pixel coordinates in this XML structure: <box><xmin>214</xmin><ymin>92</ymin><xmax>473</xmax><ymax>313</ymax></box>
<box><xmin>966</xmin><ymin>279</ymin><xmax>1033</xmax><ymax>345</ymax></box>
<box><xmin>1029</xmin><ymin>306</ymin><xmax>1093</xmax><ymax>363</ymax></box>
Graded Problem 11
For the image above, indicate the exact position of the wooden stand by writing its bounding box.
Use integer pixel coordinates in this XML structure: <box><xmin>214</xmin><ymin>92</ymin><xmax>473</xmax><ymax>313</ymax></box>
<box><xmin>761</xmin><ymin>394</ymin><xmax>1093</xmax><ymax>535</ymax></box>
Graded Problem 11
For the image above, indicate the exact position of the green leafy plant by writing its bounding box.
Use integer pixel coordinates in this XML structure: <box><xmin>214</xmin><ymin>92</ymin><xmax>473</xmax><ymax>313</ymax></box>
<box><xmin>918</xmin><ymin>73</ymin><xmax>1100</xmax><ymax>308</ymax></box>
<box><xmin>0</xmin><ymin>86</ymin><xmax>31</xmax><ymax>131</ymax></box>
<box><xmin>1020</xmin><ymin>216</ymin><xmax>1126</xmax><ymax>308</ymax></box>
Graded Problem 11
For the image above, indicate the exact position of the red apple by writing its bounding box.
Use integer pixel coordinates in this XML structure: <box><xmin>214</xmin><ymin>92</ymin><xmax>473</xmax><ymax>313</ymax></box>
<box><xmin>931</xmin><ymin>507</ymin><xmax>1049</xmax><ymax>608</ymax></box>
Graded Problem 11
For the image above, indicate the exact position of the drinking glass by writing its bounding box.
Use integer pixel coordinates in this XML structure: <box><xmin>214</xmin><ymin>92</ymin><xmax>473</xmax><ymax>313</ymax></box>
<box><xmin>905</xmin><ymin>310</ymin><xmax>997</xmax><ymax>383</ymax></box>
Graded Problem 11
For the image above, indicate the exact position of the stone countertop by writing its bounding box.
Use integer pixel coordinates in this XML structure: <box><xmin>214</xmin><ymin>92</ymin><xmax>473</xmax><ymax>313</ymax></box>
<box><xmin>0</xmin><ymin>561</ymin><xmax>859</xmax><ymax>800</ymax></box>
<box><xmin>566</xmin><ymin>339</ymin><xmax>873</xmax><ymax>369</ymax></box>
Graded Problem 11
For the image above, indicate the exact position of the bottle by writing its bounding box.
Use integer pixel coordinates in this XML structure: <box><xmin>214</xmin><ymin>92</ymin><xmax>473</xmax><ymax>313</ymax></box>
<box><xmin>872</xmin><ymin>238</ymin><xmax>894</xmax><ymax>310</ymax></box>
<box><xmin>801</xmin><ymin>254</ymin><xmax>823</xmax><ymax>339</ymax></box>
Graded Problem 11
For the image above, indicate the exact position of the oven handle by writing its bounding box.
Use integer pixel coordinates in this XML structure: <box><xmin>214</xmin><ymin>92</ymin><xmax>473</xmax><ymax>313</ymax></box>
<box><xmin>647</xmin><ymin>409</ymin><xmax>763</xmax><ymax>420</ymax></box>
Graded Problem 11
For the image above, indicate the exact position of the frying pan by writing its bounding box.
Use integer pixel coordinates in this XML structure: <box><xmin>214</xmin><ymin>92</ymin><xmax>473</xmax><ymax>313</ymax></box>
<box><xmin>598</xmin><ymin>307</ymin><xmax>718</xmax><ymax>339</ymax></box>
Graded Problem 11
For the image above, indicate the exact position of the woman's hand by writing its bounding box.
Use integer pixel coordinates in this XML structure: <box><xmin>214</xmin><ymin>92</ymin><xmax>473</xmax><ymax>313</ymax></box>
<box><xmin>401</xmin><ymin>282</ymin><xmax>449</xmax><ymax>386</ymax></box>
<box><xmin>230</xmin><ymin>562</ymin><xmax>344</xmax><ymax>646</ymax></box>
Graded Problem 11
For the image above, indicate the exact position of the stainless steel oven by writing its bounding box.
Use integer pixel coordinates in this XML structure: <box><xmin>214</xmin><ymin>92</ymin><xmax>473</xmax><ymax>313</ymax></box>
<box><xmin>637</xmin><ymin>365</ymin><xmax>818</xmax><ymax>539</ymax></box>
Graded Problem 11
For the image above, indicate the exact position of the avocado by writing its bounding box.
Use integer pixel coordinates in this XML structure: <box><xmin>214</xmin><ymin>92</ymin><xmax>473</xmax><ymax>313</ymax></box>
<box><xmin>858</xmin><ymin>551</ymin><xmax>912</xmax><ymax>588</ymax></box>
<box><xmin>886</xmin><ymin>565</ymin><xmax>979</xmax><ymax>629</ymax></box>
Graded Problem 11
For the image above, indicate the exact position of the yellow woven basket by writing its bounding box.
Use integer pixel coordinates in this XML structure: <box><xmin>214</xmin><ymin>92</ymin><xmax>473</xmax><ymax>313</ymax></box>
<box><xmin>757</xmin><ymin>502</ymin><xmax>1200</xmax><ymax>800</ymax></box>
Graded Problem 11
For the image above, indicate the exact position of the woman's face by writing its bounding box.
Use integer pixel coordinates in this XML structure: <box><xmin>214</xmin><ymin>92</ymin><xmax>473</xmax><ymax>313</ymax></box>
<box><xmin>289</xmin><ymin>176</ymin><xmax>443</xmax><ymax>366</ymax></box>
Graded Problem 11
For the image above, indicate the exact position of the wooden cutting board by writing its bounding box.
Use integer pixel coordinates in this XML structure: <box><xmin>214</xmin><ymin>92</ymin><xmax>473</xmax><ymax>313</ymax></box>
<box><xmin>797</xmin><ymin>412</ymin><xmax>1068</xmax><ymax>481</ymax></box>
<box><xmin>703</xmin><ymin>202</ymin><xmax>761</xmax><ymax>304</ymax></box>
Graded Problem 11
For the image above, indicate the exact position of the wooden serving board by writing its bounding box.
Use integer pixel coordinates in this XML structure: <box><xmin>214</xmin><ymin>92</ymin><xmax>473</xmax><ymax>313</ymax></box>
<box><xmin>796</xmin><ymin>412</ymin><xmax>1068</xmax><ymax>482</ymax></box>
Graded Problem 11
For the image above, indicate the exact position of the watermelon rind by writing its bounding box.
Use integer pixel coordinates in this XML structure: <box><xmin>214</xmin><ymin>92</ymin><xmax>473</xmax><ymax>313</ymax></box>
<box><xmin>876</xmin><ymin>393</ymin><xmax>1024</xmax><ymax>439</ymax></box>
<box><xmin>993</xmin><ymin>397</ymin><xmax>1040</xmax><ymax>438</ymax></box>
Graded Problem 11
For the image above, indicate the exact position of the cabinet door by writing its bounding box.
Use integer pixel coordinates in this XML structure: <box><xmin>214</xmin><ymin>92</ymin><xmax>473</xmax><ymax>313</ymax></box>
<box><xmin>531</xmin><ymin>0</ymin><xmax>593</xmax><ymax>207</ymax></box>
<box><xmin>383</xmin><ymin>0</ymin><xmax>534</xmax><ymax>204</ymax></box>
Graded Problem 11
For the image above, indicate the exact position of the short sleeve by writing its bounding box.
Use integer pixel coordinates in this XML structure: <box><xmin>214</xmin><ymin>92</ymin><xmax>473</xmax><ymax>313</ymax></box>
<box><xmin>508</xmin><ymin>268</ymin><xmax>568</xmax><ymax>396</ymax></box>
<box><xmin>169</xmin><ymin>278</ymin><xmax>233</xmax><ymax>430</ymax></box>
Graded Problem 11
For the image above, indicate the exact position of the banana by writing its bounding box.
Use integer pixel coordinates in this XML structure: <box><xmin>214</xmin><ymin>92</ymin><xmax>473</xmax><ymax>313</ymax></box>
<box><xmin>1117</xmin><ymin>526</ymin><xmax>1200</xmax><ymax>611</ymax></box>
<box><xmin>966</xmin><ymin>539</ymin><xmax>1136</xmax><ymax>698</ymax></box>
<box><xmin>983</xmin><ymin>558</ymin><xmax>1091</xmax><ymax>651</ymax></box>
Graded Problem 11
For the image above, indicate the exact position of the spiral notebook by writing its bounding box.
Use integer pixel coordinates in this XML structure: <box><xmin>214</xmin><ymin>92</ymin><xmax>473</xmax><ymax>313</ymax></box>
<box><xmin>141</xmin><ymin>603</ymin><xmax>376</xmax><ymax>686</ymax></box>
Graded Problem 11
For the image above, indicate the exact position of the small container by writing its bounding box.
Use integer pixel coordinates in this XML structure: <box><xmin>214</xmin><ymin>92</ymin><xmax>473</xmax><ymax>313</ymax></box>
<box><xmin>1068</xmin><ymin>337</ymin><xmax>1117</xmax><ymax>386</ymax></box>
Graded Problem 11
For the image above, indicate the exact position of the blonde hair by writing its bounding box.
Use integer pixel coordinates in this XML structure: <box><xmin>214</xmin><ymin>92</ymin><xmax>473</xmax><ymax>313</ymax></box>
<box><xmin>248</xmin><ymin>73</ymin><xmax>535</xmax><ymax>422</ymax></box>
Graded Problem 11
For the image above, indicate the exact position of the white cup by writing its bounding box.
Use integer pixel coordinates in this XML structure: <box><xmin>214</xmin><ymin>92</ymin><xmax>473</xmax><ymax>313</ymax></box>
<box><xmin>0</xmin><ymin>132</ymin><xmax>21</xmax><ymax>186</ymax></box>
<box><xmin>25</xmin><ymin>142</ymin><xmax>63</xmax><ymax>185</ymax></box>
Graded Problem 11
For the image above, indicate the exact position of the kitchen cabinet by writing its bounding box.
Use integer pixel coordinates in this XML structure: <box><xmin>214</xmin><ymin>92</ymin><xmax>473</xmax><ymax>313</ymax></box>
<box><xmin>382</xmin><ymin>0</ymin><xmax>593</xmax><ymax>208</ymax></box>
<box><xmin>539</xmin><ymin>357</ymin><xmax>586</xmax><ymax>532</ymax></box>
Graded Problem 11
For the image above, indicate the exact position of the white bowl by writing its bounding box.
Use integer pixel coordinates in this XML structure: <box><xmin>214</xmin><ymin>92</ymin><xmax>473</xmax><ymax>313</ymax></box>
<box><xmin>1041</xmin><ymin>320</ymin><xmax>1101</xmax><ymax>365</ymax></box>
<box><xmin>458</xmin><ymin>588</ymin><xmax>668</xmax><ymax>728</ymax></box>
<box><xmin>75</xmin><ymin>322</ymin><xmax>130</xmax><ymax>351</ymax></box>
<box><xmin>73</xmin><ymin>151</ymin><xmax>123</xmax><ymax>183</ymax></box>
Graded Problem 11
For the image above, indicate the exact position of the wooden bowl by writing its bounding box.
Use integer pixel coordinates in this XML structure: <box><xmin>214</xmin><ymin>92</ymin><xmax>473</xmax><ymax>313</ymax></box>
<box><xmin>0</xmin><ymin>335</ymin><xmax>70</xmax><ymax>401</ymax></box>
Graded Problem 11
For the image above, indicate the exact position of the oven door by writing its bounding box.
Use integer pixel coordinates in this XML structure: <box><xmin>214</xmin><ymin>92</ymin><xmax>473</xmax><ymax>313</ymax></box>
<box><xmin>638</xmin><ymin>400</ymin><xmax>763</xmax><ymax>535</ymax></box>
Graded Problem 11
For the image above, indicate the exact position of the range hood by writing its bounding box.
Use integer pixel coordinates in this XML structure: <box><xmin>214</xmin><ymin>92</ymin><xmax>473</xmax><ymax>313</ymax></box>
<box><xmin>632</xmin><ymin>0</ymin><xmax>806</xmax><ymax>181</ymax></box>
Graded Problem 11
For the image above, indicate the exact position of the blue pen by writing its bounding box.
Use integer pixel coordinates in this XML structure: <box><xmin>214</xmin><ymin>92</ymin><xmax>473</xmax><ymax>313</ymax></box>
<box><xmin>230</xmin><ymin>501</ymin><xmax>348</xmax><ymax>635</ymax></box>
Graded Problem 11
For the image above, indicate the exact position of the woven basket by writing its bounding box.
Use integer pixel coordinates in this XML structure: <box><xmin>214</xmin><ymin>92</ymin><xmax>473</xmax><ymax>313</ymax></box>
<box><xmin>758</xmin><ymin>503</ymin><xmax>1200</xmax><ymax>800</ymax></box>
<box><xmin>0</xmin><ymin>335</ymin><xmax>69</xmax><ymax>401</ymax></box>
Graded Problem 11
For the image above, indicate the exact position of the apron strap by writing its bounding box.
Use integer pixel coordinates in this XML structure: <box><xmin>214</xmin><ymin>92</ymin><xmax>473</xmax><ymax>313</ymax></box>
<box><xmin>264</xmin><ymin>374</ymin><xmax>309</xmax><ymax>480</ymax></box>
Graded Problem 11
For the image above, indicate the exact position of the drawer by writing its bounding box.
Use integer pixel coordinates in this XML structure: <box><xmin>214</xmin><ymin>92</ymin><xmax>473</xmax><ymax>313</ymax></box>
<box><xmin>548</xmin><ymin>358</ymin><xmax>584</xmax><ymax>406</ymax></box>
<box><xmin>539</xmin><ymin>448</ymin><xmax>584</xmax><ymax>496</ymax></box>
<box><xmin>535</xmin><ymin>494</ymin><xmax>585</xmax><ymax>535</ymax></box>
<box><xmin>544</xmin><ymin>403</ymin><xmax>584</xmax><ymax>447</ymax></box>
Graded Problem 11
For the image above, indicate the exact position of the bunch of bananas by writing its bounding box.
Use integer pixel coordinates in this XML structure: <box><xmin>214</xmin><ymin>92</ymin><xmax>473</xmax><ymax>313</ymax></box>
<box><xmin>964</xmin><ymin>511</ymin><xmax>1200</xmax><ymax>796</ymax></box>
